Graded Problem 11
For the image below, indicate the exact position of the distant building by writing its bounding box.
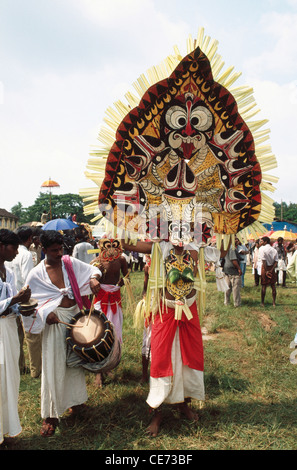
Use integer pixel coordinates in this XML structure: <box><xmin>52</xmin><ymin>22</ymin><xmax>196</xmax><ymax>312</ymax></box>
<box><xmin>0</xmin><ymin>208</ymin><xmax>19</xmax><ymax>231</ymax></box>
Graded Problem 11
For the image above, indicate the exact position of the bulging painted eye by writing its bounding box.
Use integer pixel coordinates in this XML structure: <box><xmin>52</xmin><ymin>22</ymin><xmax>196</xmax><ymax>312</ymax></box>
<box><xmin>165</xmin><ymin>106</ymin><xmax>187</xmax><ymax>130</ymax></box>
<box><xmin>190</xmin><ymin>106</ymin><xmax>213</xmax><ymax>131</ymax></box>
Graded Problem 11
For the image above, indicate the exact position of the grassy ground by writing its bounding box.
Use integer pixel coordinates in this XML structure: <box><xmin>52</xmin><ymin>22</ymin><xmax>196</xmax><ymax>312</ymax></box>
<box><xmin>3</xmin><ymin>266</ymin><xmax>297</xmax><ymax>451</ymax></box>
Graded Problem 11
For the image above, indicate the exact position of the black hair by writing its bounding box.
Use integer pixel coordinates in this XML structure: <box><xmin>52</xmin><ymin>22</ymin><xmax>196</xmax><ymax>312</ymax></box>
<box><xmin>16</xmin><ymin>226</ymin><xmax>33</xmax><ymax>243</ymax></box>
<box><xmin>40</xmin><ymin>230</ymin><xmax>64</xmax><ymax>249</ymax></box>
<box><xmin>32</xmin><ymin>227</ymin><xmax>42</xmax><ymax>237</ymax></box>
<box><xmin>74</xmin><ymin>226</ymin><xmax>88</xmax><ymax>241</ymax></box>
<box><xmin>63</xmin><ymin>235</ymin><xmax>75</xmax><ymax>255</ymax></box>
<box><xmin>0</xmin><ymin>228</ymin><xmax>20</xmax><ymax>246</ymax></box>
<box><xmin>262</xmin><ymin>236</ymin><xmax>270</xmax><ymax>244</ymax></box>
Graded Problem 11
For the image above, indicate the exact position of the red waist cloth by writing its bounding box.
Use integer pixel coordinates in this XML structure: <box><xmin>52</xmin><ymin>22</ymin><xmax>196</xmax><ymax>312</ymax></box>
<box><xmin>95</xmin><ymin>287</ymin><xmax>122</xmax><ymax>316</ymax></box>
<box><xmin>150</xmin><ymin>301</ymin><xmax>204</xmax><ymax>378</ymax></box>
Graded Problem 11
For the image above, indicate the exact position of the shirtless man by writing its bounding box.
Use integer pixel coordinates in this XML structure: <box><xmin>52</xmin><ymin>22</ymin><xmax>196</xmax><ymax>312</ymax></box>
<box><xmin>26</xmin><ymin>230</ymin><xmax>101</xmax><ymax>436</ymax></box>
<box><xmin>121</xmin><ymin>237</ymin><xmax>209</xmax><ymax>437</ymax></box>
<box><xmin>91</xmin><ymin>238</ymin><xmax>129</xmax><ymax>386</ymax></box>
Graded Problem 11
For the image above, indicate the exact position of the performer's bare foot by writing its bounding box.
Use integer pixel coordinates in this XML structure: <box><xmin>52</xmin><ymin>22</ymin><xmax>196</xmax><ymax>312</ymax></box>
<box><xmin>146</xmin><ymin>409</ymin><xmax>162</xmax><ymax>437</ymax></box>
<box><xmin>178</xmin><ymin>401</ymin><xmax>199</xmax><ymax>421</ymax></box>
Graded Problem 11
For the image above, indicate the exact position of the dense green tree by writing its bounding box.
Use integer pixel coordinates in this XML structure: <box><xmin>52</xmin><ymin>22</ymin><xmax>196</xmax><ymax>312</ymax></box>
<box><xmin>11</xmin><ymin>193</ymin><xmax>92</xmax><ymax>225</ymax></box>
<box><xmin>11</xmin><ymin>197</ymin><xmax>297</xmax><ymax>226</ymax></box>
<box><xmin>273</xmin><ymin>202</ymin><xmax>297</xmax><ymax>223</ymax></box>
<box><xmin>10</xmin><ymin>202</ymin><xmax>24</xmax><ymax>220</ymax></box>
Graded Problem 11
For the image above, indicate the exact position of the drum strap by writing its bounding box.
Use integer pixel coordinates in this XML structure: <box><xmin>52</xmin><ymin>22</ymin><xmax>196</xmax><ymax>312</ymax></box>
<box><xmin>62</xmin><ymin>255</ymin><xmax>91</xmax><ymax>310</ymax></box>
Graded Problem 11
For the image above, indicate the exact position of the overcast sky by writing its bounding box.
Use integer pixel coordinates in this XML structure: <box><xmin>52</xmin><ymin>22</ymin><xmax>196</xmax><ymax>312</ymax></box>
<box><xmin>1</xmin><ymin>0</ymin><xmax>297</xmax><ymax>213</ymax></box>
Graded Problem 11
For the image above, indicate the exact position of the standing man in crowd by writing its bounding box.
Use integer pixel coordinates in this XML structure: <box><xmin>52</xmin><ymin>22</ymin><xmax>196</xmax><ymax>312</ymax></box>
<box><xmin>223</xmin><ymin>240</ymin><xmax>242</xmax><ymax>308</ymax></box>
<box><xmin>259</xmin><ymin>237</ymin><xmax>278</xmax><ymax>307</ymax></box>
<box><xmin>236</xmin><ymin>239</ymin><xmax>249</xmax><ymax>288</ymax></box>
<box><xmin>0</xmin><ymin>229</ymin><xmax>31</xmax><ymax>445</ymax></box>
<box><xmin>252</xmin><ymin>239</ymin><xmax>260</xmax><ymax>286</ymax></box>
<box><xmin>275</xmin><ymin>237</ymin><xmax>287</xmax><ymax>288</ymax></box>
<box><xmin>72</xmin><ymin>226</ymin><xmax>95</xmax><ymax>264</ymax></box>
<box><xmin>26</xmin><ymin>230</ymin><xmax>102</xmax><ymax>437</ymax></box>
<box><xmin>29</xmin><ymin>227</ymin><xmax>42</xmax><ymax>266</ymax></box>
<box><xmin>5</xmin><ymin>226</ymin><xmax>42</xmax><ymax>378</ymax></box>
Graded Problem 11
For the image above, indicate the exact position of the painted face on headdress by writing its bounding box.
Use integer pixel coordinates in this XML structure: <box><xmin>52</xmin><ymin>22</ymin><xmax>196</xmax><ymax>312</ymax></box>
<box><xmin>161</xmin><ymin>93</ymin><xmax>215</xmax><ymax>162</ymax></box>
<box><xmin>168</xmin><ymin>221</ymin><xmax>192</xmax><ymax>247</ymax></box>
<box><xmin>99</xmin><ymin>239</ymin><xmax>123</xmax><ymax>262</ymax></box>
<box><xmin>98</xmin><ymin>46</ymin><xmax>261</xmax><ymax>245</ymax></box>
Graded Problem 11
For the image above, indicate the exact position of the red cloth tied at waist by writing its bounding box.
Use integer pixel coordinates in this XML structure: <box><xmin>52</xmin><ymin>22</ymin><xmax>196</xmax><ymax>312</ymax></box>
<box><xmin>95</xmin><ymin>287</ymin><xmax>122</xmax><ymax>315</ymax></box>
<box><xmin>150</xmin><ymin>300</ymin><xmax>204</xmax><ymax>378</ymax></box>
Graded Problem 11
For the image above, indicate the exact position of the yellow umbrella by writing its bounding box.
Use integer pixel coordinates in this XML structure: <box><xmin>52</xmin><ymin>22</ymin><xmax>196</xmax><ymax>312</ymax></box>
<box><xmin>270</xmin><ymin>230</ymin><xmax>297</xmax><ymax>241</ymax></box>
<box><xmin>247</xmin><ymin>232</ymin><xmax>263</xmax><ymax>241</ymax></box>
<box><xmin>41</xmin><ymin>178</ymin><xmax>60</xmax><ymax>220</ymax></box>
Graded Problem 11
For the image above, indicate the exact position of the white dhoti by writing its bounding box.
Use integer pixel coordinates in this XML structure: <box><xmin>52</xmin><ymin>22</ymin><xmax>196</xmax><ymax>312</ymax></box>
<box><xmin>41</xmin><ymin>305</ymin><xmax>88</xmax><ymax>419</ymax></box>
<box><xmin>0</xmin><ymin>314</ymin><xmax>22</xmax><ymax>443</ymax></box>
<box><xmin>277</xmin><ymin>259</ymin><xmax>287</xmax><ymax>284</ymax></box>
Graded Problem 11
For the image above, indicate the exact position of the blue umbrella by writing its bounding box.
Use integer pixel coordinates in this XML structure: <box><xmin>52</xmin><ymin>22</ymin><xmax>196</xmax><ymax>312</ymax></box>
<box><xmin>42</xmin><ymin>218</ymin><xmax>78</xmax><ymax>231</ymax></box>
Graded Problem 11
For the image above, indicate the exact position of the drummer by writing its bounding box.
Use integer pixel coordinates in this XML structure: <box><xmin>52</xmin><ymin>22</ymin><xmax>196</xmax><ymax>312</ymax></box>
<box><xmin>25</xmin><ymin>230</ymin><xmax>102</xmax><ymax>437</ymax></box>
<box><xmin>91</xmin><ymin>237</ymin><xmax>129</xmax><ymax>387</ymax></box>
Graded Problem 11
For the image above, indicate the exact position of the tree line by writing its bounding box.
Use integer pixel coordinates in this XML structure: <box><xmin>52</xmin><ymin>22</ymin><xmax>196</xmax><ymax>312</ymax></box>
<box><xmin>11</xmin><ymin>193</ymin><xmax>92</xmax><ymax>225</ymax></box>
<box><xmin>274</xmin><ymin>202</ymin><xmax>297</xmax><ymax>223</ymax></box>
<box><xmin>10</xmin><ymin>196</ymin><xmax>297</xmax><ymax>227</ymax></box>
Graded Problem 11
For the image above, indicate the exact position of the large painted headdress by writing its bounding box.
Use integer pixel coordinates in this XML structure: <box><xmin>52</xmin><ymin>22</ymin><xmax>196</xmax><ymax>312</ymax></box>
<box><xmin>81</xmin><ymin>29</ymin><xmax>278</xmax><ymax>247</ymax></box>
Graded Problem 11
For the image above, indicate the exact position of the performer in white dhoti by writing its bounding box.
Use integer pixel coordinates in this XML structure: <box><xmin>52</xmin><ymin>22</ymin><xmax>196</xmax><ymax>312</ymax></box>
<box><xmin>25</xmin><ymin>230</ymin><xmax>101</xmax><ymax>437</ymax></box>
<box><xmin>0</xmin><ymin>229</ymin><xmax>31</xmax><ymax>445</ymax></box>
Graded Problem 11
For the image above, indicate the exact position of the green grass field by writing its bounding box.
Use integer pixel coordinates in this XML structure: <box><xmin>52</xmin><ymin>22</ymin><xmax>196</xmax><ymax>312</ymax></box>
<box><xmin>3</xmin><ymin>266</ymin><xmax>297</xmax><ymax>451</ymax></box>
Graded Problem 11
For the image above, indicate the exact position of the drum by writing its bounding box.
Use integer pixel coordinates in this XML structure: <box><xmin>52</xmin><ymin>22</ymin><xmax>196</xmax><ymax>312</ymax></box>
<box><xmin>19</xmin><ymin>298</ymin><xmax>38</xmax><ymax>317</ymax></box>
<box><xmin>66</xmin><ymin>309</ymin><xmax>114</xmax><ymax>363</ymax></box>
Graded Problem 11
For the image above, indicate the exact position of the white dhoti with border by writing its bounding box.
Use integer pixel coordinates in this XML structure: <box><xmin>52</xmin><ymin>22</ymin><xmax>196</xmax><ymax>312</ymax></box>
<box><xmin>146</xmin><ymin>327</ymin><xmax>205</xmax><ymax>409</ymax></box>
<box><xmin>41</xmin><ymin>305</ymin><xmax>88</xmax><ymax>419</ymax></box>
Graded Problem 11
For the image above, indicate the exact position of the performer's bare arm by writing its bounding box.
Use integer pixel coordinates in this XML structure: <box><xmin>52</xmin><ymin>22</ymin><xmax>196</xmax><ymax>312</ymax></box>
<box><xmin>90</xmin><ymin>277</ymin><xmax>101</xmax><ymax>295</ymax></box>
<box><xmin>117</xmin><ymin>256</ymin><xmax>129</xmax><ymax>287</ymax></box>
<box><xmin>120</xmin><ymin>256</ymin><xmax>129</xmax><ymax>277</ymax></box>
<box><xmin>121</xmin><ymin>239</ymin><xmax>153</xmax><ymax>254</ymax></box>
<box><xmin>142</xmin><ymin>264</ymin><xmax>149</xmax><ymax>296</ymax></box>
<box><xmin>219</xmin><ymin>240</ymin><xmax>231</xmax><ymax>259</ymax></box>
